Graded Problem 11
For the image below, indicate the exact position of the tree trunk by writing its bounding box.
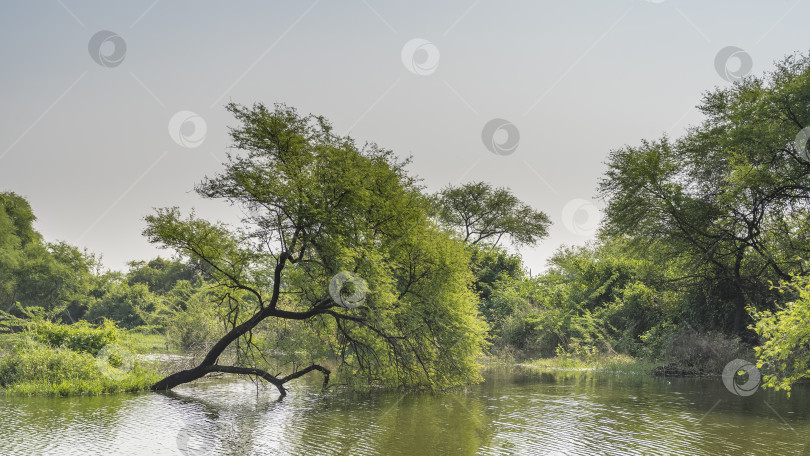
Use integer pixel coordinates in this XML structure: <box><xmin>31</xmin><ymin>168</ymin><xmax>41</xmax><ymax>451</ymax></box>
<box><xmin>151</xmin><ymin>360</ymin><xmax>330</xmax><ymax>397</ymax></box>
<box><xmin>732</xmin><ymin>286</ymin><xmax>746</xmax><ymax>335</ymax></box>
<box><xmin>732</xmin><ymin>253</ymin><xmax>746</xmax><ymax>335</ymax></box>
<box><xmin>151</xmin><ymin>366</ymin><xmax>211</xmax><ymax>392</ymax></box>
<box><xmin>150</xmin><ymin>303</ymin><xmax>331</xmax><ymax>396</ymax></box>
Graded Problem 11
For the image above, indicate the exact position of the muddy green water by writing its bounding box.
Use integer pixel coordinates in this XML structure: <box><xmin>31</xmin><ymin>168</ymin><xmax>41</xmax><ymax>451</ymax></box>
<box><xmin>0</xmin><ymin>365</ymin><xmax>808</xmax><ymax>455</ymax></box>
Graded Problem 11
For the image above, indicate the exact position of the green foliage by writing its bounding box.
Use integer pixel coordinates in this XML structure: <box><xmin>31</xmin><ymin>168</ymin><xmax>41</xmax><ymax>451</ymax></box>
<box><xmin>126</xmin><ymin>257</ymin><xmax>199</xmax><ymax>294</ymax></box>
<box><xmin>143</xmin><ymin>102</ymin><xmax>489</xmax><ymax>390</ymax></box>
<box><xmin>0</xmin><ymin>336</ymin><xmax>159</xmax><ymax>396</ymax></box>
<box><xmin>29</xmin><ymin>320</ymin><xmax>119</xmax><ymax>356</ymax></box>
<box><xmin>468</xmin><ymin>244</ymin><xmax>526</xmax><ymax>329</ymax></box>
<box><xmin>499</xmin><ymin>305</ymin><xmax>571</xmax><ymax>358</ymax></box>
<box><xmin>85</xmin><ymin>280</ymin><xmax>159</xmax><ymax>329</ymax></box>
<box><xmin>752</xmin><ymin>273</ymin><xmax>810</xmax><ymax>392</ymax></box>
<box><xmin>599</xmin><ymin>54</ymin><xmax>810</xmax><ymax>333</ymax></box>
<box><xmin>0</xmin><ymin>192</ymin><xmax>39</xmax><ymax>246</ymax></box>
<box><xmin>639</xmin><ymin>323</ymin><xmax>748</xmax><ymax>374</ymax></box>
<box><xmin>433</xmin><ymin>181</ymin><xmax>550</xmax><ymax>247</ymax></box>
<box><xmin>47</xmin><ymin>241</ymin><xmax>99</xmax><ymax>321</ymax></box>
<box><xmin>494</xmin><ymin>243</ymin><xmax>669</xmax><ymax>360</ymax></box>
<box><xmin>163</xmin><ymin>284</ymin><xmax>222</xmax><ymax>351</ymax></box>
<box><xmin>0</xmin><ymin>192</ymin><xmax>100</xmax><ymax>322</ymax></box>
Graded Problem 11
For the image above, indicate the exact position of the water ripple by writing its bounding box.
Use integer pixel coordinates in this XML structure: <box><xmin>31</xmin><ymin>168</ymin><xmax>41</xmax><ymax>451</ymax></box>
<box><xmin>0</xmin><ymin>367</ymin><xmax>808</xmax><ymax>455</ymax></box>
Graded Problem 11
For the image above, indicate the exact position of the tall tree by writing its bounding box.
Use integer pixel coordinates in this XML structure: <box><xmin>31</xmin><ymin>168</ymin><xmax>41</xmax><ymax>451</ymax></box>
<box><xmin>146</xmin><ymin>103</ymin><xmax>487</xmax><ymax>396</ymax></box>
<box><xmin>433</xmin><ymin>182</ymin><xmax>551</xmax><ymax>248</ymax></box>
<box><xmin>599</xmin><ymin>53</ymin><xmax>810</xmax><ymax>334</ymax></box>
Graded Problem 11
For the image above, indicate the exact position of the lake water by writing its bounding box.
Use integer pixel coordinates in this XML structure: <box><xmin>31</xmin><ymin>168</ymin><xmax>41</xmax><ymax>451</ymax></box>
<box><xmin>1</xmin><ymin>365</ymin><xmax>808</xmax><ymax>455</ymax></box>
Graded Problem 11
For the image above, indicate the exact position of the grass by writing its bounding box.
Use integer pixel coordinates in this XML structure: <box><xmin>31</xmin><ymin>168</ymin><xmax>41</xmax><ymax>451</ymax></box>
<box><xmin>120</xmin><ymin>330</ymin><xmax>172</xmax><ymax>355</ymax></box>
<box><xmin>0</xmin><ymin>330</ymin><xmax>164</xmax><ymax>397</ymax></box>
<box><xmin>523</xmin><ymin>354</ymin><xmax>658</xmax><ymax>374</ymax></box>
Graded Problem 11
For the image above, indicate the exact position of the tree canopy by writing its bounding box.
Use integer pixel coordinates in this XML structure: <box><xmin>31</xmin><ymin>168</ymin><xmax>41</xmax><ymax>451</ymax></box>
<box><xmin>145</xmin><ymin>103</ymin><xmax>488</xmax><ymax>394</ymax></box>
<box><xmin>0</xmin><ymin>192</ymin><xmax>99</xmax><ymax>322</ymax></box>
<box><xmin>600</xmin><ymin>53</ymin><xmax>810</xmax><ymax>334</ymax></box>
<box><xmin>433</xmin><ymin>182</ymin><xmax>550</xmax><ymax>248</ymax></box>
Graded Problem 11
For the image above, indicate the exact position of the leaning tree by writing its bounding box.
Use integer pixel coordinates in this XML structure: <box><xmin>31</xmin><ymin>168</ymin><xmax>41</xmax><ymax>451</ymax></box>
<box><xmin>147</xmin><ymin>103</ymin><xmax>487</xmax><ymax>396</ymax></box>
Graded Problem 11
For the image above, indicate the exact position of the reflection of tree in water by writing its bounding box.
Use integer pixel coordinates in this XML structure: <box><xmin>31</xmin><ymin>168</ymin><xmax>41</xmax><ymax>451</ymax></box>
<box><xmin>160</xmin><ymin>385</ymin><xmax>284</xmax><ymax>455</ymax></box>
<box><xmin>152</xmin><ymin>368</ymin><xmax>810</xmax><ymax>454</ymax></box>
<box><xmin>275</xmin><ymin>389</ymin><xmax>495</xmax><ymax>455</ymax></box>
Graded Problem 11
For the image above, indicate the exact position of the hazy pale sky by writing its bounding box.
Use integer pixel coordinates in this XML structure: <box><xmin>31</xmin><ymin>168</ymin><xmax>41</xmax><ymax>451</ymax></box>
<box><xmin>1</xmin><ymin>1</ymin><xmax>807</xmax><ymax>273</ymax></box>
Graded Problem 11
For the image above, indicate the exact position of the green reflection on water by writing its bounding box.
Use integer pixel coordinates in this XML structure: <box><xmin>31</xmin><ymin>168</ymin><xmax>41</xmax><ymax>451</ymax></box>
<box><xmin>0</xmin><ymin>365</ymin><xmax>808</xmax><ymax>455</ymax></box>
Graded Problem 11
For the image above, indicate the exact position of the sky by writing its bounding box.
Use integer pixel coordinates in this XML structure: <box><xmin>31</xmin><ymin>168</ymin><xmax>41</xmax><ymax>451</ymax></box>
<box><xmin>1</xmin><ymin>0</ymin><xmax>808</xmax><ymax>274</ymax></box>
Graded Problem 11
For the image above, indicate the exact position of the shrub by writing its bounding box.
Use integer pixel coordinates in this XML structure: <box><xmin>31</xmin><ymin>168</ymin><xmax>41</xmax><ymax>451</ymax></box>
<box><xmin>752</xmin><ymin>274</ymin><xmax>810</xmax><ymax>392</ymax></box>
<box><xmin>498</xmin><ymin>307</ymin><xmax>571</xmax><ymax>358</ymax></box>
<box><xmin>165</xmin><ymin>291</ymin><xmax>221</xmax><ymax>351</ymax></box>
<box><xmin>30</xmin><ymin>319</ymin><xmax>119</xmax><ymax>355</ymax></box>
<box><xmin>0</xmin><ymin>336</ymin><xmax>159</xmax><ymax>396</ymax></box>
<box><xmin>640</xmin><ymin>323</ymin><xmax>749</xmax><ymax>374</ymax></box>
<box><xmin>85</xmin><ymin>281</ymin><xmax>158</xmax><ymax>329</ymax></box>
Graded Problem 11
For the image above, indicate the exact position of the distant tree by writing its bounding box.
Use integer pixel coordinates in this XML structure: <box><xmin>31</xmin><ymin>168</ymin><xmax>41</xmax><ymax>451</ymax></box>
<box><xmin>0</xmin><ymin>192</ymin><xmax>40</xmax><ymax>246</ymax></box>
<box><xmin>0</xmin><ymin>193</ymin><xmax>23</xmax><ymax>313</ymax></box>
<box><xmin>47</xmin><ymin>241</ymin><xmax>99</xmax><ymax>322</ymax></box>
<box><xmin>86</xmin><ymin>280</ymin><xmax>158</xmax><ymax>328</ymax></box>
<box><xmin>467</xmin><ymin>244</ymin><xmax>525</xmax><ymax>328</ymax></box>
<box><xmin>146</xmin><ymin>103</ymin><xmax>487</xmax><ymax>396</ymax></box>
<box><xmin>433</xmin><ymin>182</ymin><xmax>550</xmax><ymax>248</ymax></box>
<box><xmin>0</xmin><ymin>193</ymin><xmax>97</xmax><ymax>322</ymax></box>
<box><xmin>126</xmin><ymin>257</ymin><xmax>199</xmax><ymax>294</ymax></box>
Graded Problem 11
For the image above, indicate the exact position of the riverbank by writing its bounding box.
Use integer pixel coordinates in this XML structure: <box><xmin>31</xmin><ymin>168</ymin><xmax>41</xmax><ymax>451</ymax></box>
<box><xmin>0</xmin><ymin>325</ymin><xmax>753</xmax><ymax>397</ymax></box>
<box><xmin>0</xmin><ymin>328</ymin><xmax>165</xmax><ymax>396</ymax></box>
<box><xmin>519</xmin><ymin>354</ymin><xmax>658</xmax><ymax>374</ymax></box>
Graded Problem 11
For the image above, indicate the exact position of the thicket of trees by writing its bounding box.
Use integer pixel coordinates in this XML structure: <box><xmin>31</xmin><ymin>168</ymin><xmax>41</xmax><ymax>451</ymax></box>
<box><xmin>468</xmin><ymin>53</ymin><xmax>810</xmax><ymax>388</ymax></box>
<box><xmin>3</xmin><ymin>52</ymin><xmax>810</xmax><ymax>394</ymax></box>
<box><xmin>0</xmin><ymin>193</ymin><xmax>208</xmax><ymax>340</ymax></box>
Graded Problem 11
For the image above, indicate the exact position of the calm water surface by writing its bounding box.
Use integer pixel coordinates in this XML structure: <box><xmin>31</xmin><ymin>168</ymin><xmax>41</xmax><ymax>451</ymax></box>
<box><xmin>1</xmin><ymin>365</ymin><xmax>808</xmax><ymax>455</ymax></box>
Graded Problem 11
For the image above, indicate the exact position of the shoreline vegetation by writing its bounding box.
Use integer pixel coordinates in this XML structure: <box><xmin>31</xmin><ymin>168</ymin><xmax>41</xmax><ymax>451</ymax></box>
<box><xmin>0</xmin><ymin>324</ymin><xmax>164</xmax><ymax>396</ymax></box>
<box><xmin>0</xmin><ymin>314</ymin><xmax>805</xmax><ymax>396</ymax></box>
<box><xmin>0</xmin><ymin>349</ymin><xmax>767</xmax><ymax>398</ymax></box>
<box><xmin>0</xmin><ymin>325</ymin><xmax>763</xmax><ymax>397</ymax></box>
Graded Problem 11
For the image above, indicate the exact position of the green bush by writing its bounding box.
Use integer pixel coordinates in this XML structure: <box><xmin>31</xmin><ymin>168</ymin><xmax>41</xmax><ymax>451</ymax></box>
<box><xmin>30</xmin><ymin>319</ymin><xmax>119</xmax><ymax>356</ymax></box>
<box><xmin>165</xmin><ymin>290</ymin><xmax>221</xmax><ymax>351</ymax></box>
<box><xmin>0</xmin><ymin>336</ymin><xmax>159</xmax><ymax>396</ymax></box>
<box><xmin>640</xmin><ymin>323</ymin><xmax>749</xmax><ymax>374</ymax></box>
<box><xmin>85</xmin><ymin>281</ymin><xmax>158</xmax><ymax>329</ymax></box>
<box><xmin>499</xmin><ymin>306</ymin><xmax>571</xmax><ymax>358</ymax></box>
<box><xmin>752</xmin><ymin>274</ymin><xmax>810</xmax><ymax>392</ymax></box>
